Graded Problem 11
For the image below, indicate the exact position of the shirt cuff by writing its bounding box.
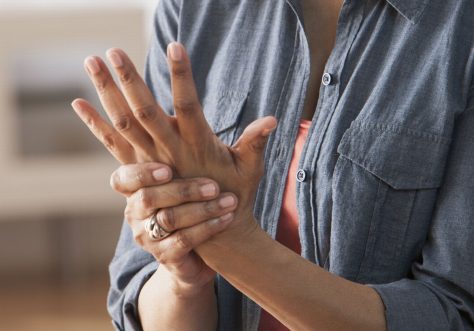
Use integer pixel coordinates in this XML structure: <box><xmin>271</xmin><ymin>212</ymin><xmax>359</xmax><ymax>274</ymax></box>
<box><xmin>369</xmin><ymin>279</ymin><xmax>450</xmax><ymax>331</ymax></box>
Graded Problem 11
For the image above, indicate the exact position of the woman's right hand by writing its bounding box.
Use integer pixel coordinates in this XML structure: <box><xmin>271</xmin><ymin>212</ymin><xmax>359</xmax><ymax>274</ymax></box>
<box><xmin>110</xmin><ymin>162</ymin><xmax>239</xmax><ymax>296</ymax></box>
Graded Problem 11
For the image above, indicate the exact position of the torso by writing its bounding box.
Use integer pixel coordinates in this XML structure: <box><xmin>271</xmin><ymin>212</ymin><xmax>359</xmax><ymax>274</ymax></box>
<box><xmin>135</xmin><ymin>1</ymin><xmax>474</xmax><ymax>330</ymax></box>
<box><xmin>301</xmin><ymin>0</ymin><xmax>344</xmax><ymax>120</ymax></box>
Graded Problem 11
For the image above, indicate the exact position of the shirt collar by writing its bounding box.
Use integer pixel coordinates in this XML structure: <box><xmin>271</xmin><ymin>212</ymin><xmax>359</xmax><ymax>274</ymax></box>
<box><xmin>286</xmin><ymin>0</ymin><xmax>429</xmax><ymax>24</ymax></box>
<box><xmin>385</xmin><ymin>0</ymin><xmax>429</xmax><ymax>23</ymax></box>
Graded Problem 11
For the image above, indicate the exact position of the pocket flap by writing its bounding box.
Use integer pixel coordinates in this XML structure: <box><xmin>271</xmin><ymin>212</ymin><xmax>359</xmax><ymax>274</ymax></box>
<box><xmin>337</xmin><ymin>121</ymin><xmax>451</xmax><ymax>190</ymax></box>
<box><xmin>202</xmin><ymin>90</ymin><xmax>248</xmax><ymax>135</ymax></box>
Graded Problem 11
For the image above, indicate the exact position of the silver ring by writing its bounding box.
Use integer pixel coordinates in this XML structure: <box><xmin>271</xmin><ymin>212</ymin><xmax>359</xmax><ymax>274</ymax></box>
<box><xmin>144</xmin><ymin>212</ymin><xmax>172</xmax><ymax>241</ymax></box>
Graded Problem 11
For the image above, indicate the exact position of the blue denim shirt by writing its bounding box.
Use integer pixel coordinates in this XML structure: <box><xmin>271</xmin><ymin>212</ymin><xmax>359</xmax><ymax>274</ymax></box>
<box><xmin>108</xmin><ymin>0</ymin><xmax>474</xmax><ymax>330</ymax></box>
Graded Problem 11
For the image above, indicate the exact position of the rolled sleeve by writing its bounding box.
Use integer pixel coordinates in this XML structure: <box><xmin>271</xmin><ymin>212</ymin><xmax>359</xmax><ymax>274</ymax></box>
<box><xmin>371</xmin><ymin>89</ymin><xmax>474</xmax><ymax>330</ymax></box>
<box><xmin>371</xmin><ymin>280</ymin><xmax>451</xmax><ymax>330</ymax></box>
<box><xmin>107</xmin><ymin>221</ymin><xmax>157</xmax><ymax>331</ymax></box>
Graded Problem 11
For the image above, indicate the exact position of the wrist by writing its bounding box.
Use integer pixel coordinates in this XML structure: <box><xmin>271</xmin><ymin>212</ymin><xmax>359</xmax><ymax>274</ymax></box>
<box><xmin>196</xmin><ymin>216</ymin><xmax>267</xmax><ymax>271</ymax></box>
<box><xmin>157</xmin><ymin>265</ymin><xmax>215</xmax><ymax>300</ymax></box>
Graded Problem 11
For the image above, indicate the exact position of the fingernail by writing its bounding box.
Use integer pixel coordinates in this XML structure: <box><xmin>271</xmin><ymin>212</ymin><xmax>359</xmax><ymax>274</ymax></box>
<box><xmin>108</xmin><ymin>51</ymin><xmax>123</xmax><ymax>68</ymax></box>
<box><xmin>220</xmin><ymin>213</ymin><xmax>233</xmax><ymax>222</ymax></box>
<box><xmin>168</xmin><ymin>42</ymin><xmax>183</xmax><ymax>62</ymax></box>
<box><xmin>85</xmin><ymin>57</ymin><xmax>100</xmax><ymax>74</ymax></box>
<box><xmin>262</xmin><ymin>127</ymin><xmax>276</xmax><ymax>137</ymax></box>
<box><xmin>71</xmin><ymin>99</ymin><xmax>80</xmax><ymax>109</ymax></box>
<box><xmin>200</xmin><ymin>183</ymin><xmax>217</xmax><ymax>197</ymax></box>
<box><xmin>219</xmin><ymin>196</ymin><xmax>236</xmax><ymax>208</ymax></box>
<box><xmin>210</xmin><ymin>214</ymin><xmax>233</xmax><ymax>226</ymax></box>
<box><xmin>209</xmin><ymin>218</ymin><xmax>221</xmax><ymax>226</ymax></box>
<box><xmin>152</xmin><ymin>168</ymin><xmax>170</xmax><ymax>181</ymax></box>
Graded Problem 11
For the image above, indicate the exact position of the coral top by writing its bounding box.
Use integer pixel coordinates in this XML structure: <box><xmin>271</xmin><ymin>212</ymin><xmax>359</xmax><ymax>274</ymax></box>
<box><xmin>258</xmin><ymin>119</ymin><xmax>312</xmax><ymax>331</ymax></box>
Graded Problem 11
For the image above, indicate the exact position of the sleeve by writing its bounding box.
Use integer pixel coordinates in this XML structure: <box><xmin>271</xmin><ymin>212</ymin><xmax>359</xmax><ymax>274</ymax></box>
<box><xmin>107</xmin><ymin>1</ymin><xmax>181</xmax><ymax>330</ymax></box>
<box><xmin>107</xmin><ymin>221</ymin><xmax>157</xmax><ymax>331</ymax></box>
<box><xmin>370</xmin><ymin>86</ymin><xmax>474</xmax><ymax>330</ymax></box>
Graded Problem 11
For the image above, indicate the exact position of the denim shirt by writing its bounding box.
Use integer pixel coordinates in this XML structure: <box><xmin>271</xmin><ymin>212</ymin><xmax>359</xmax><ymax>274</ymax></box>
<box><xmin>107</xmin><ymin>0</ymin><xmax>474</xmax><ymax>330</ymax></box>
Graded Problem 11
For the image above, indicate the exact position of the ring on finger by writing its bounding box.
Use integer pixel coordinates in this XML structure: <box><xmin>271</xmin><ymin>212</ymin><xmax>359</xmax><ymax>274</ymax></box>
<box><xmin>144</xmin><ymin>211</ymin><xmax>173</xmax><ymax>241</ymax></box>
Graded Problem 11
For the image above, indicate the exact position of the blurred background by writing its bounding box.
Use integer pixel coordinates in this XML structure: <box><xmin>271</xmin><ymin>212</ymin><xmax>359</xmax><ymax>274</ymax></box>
<box><xmin>0</xmin><ymin>0</ymin><xmax>157</xmax><ymax>330</ymax></box>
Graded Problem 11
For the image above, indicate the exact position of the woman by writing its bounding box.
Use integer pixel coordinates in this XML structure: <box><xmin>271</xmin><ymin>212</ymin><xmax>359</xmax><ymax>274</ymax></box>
<box><xmin>72</xmin><ymin>0</ymin><xmax>474</xmax><ymax>330</ymax></box>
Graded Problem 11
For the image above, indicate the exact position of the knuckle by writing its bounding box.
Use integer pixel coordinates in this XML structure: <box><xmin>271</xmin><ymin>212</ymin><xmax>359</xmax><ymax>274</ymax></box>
<box><xmin>133</xmin><ymin>105</ymin><xmax>157</xmax><ymax>121</ymax></box>
<box><xmin>124</xmin><ymin>205</ymin><xmax>134</xmax><ymax>223</ymax></box>
<box><xmin>88</xmin><ymin>121</ymin><xmax>99</xmax><ymax>134</ymax></box>
<box><xmin>110</xmin><ymin>170</ymin><xmax>121</xmax><ymax>191</ymax></box>
<box><xmin>178</xmin><ymin>183</ymin><xmax>193</xmax><ymax>200</ymax></box>
<box><xmin>174</xmin><ymin>99</ymin><xmax>198</xmax><ymax>115</ymax></box>
<box><xmin>95</xmin><ymin>78</ymin><xmax>108</xmax><ymax>95</ymax></box>
<box><xmin>157</xmin><ymin>208</ymin><xmax>176</xmax><ymax>232</ymax></box>
<box><xmin>134</xmin><ymin>169</ymin><xmax>146</xmax><ymax>186</ymax></box>
<box><xmin>251</xmin><ymin>139</ymin><xmax>267</xmax><ymax>153</ymax></box>
<box><xmin>84</xmin><ymin>115</ymin><xmax>94</xmax><ymax>127</ymax></box>
<box><xmin>137</xmin><ymin>189</ymin><xmax>154</xmax><ymax>209</ymax></box>
<box><xmin>132</xmin><ymin>231</ymin><xmax>144</xmax><ymax>247</ymax></box>
<box><xmin>171</xmin><ymin>64</ymin><xmax>188</xmax><ymax>78</ymax></box>
<box><xmin>119</xmin><ymin>69</ymin><xmax>135</xmax><ymax>86</ymax></box>
<box><xmin>153</xmin><ymin>248</ymin><xmax>167</xmax><ymax>264</ymax></box>
<box><xmin>203</xmin><ymin>200</ymin><xmax>218</xmax><ymax>216</ymax></box>
<box><xmin>112</xmin><ymin>115</ymin><xmax>131</xmax><ymax>132</ymax></box>
<box><xmin>102</xmin><ymin>133</ymin><xmax>116</xmax><ymax>151</ymax></box>
<box><xmin>175</xmin><ymin>231</ymin><xmax>191</xmax><ymax>250</ymax></box>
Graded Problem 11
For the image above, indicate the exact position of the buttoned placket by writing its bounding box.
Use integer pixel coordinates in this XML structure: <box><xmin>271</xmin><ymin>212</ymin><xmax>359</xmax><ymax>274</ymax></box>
<box><xmin>254</xmin><ymin>1</ymin><xmax>310</xmax><ymax>241</ymax></box>
<box><xmin>244</xmin><ymin>1</ymin><xmax>366</xmax><ymax>330</ymax></box>
<box><xmin>244</xmin><ymin>2</ymin><xmax>312</xmax><ymax>329</ymax></box>
<box><xmin>296</xmin><ymin>0</ymin><xmax>366</xmax><ymax>266</ymax></box>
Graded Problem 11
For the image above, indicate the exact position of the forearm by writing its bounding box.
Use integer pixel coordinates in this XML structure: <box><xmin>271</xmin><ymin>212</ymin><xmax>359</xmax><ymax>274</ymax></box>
<box><xmin>196</xmin><ymin>226</ymin><xmax>386</xmax><ymax>331</ymax></box>
<box><xmin>138</xmin><ymin>265</ymin><xmax>217</xmax><ymax>331</ymax></box>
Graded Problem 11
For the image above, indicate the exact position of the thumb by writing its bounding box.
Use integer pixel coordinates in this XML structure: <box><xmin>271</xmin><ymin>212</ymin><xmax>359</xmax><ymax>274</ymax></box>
<box><xmin>232</xmin><ymin>116</ymin><xmax>277</xmax><ymax>170</ymax></box>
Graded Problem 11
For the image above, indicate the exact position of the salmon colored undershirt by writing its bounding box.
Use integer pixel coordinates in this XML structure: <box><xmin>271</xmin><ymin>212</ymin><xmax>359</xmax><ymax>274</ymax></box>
<box><xmin>258</xmin><ymin>119</ymin><xmax>312</xmax><ymax>331</ymax></box>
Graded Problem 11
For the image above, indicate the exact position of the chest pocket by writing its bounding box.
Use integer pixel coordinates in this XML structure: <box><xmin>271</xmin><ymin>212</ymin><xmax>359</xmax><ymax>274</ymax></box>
<box><xmin>330</xmin><ymin>121</ymin><xmax>451</xmax><ymax>283</ymax></box>
<box><xmin>202</xmin><ymin>90</ymin><xmax>248</xmax><ymax>146</ymax></box>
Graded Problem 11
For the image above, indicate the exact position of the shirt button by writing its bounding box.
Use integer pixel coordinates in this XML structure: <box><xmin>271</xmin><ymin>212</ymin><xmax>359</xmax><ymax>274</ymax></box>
<box><xmin>322</xmin><ymin>72</ymin><xmax>333</xmax><ymax>86</ymax></box>
<box><xmin>296</xmin><ymin>169</ymin><xmax>307</xmax><ymax>183</ymax></box>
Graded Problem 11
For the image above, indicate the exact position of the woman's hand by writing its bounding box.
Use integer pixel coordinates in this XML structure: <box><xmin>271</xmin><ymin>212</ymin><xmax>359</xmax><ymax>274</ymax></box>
<box><xmin>72</xmin><ymin>44</ymin><xmax>389</xmax><ymax>331</ymax></box>
<box><xmin>72</xmin><ymin>43</ymin><xmax>277</xmax><ymax>238</ymax></box>
<box><xmin>111</xmin><ymin>162</ymin><xmax>238</xmax><ymax>295</ymax></box>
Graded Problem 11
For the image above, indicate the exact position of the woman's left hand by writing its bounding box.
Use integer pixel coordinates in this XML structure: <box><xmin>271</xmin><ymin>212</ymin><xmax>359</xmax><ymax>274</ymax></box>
<box><xmin>72</xmin><ymin>43</ymin><xmax>276</xmax><ymax>237</ymax></box>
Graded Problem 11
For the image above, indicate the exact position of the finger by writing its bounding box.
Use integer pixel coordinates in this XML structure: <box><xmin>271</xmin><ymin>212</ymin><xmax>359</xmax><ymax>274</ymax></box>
<box><xmin>71</xmin><ymin>98</ymin><xmax>135</xmax><ymax>164</ymax></box>
<box><xmin>167</xmin><ymin>42</ymin><xmax>212</xmax><ymax>144</ymax></box>
<box><xmin>126</xmin><ymin>178</ymin><xmax>220</xmax><ymax>219</ymax></box>
<box><xmin>232</xmin><ymin>116</ymin><xmax>278</xmax><ymax>170</ymax></box>
<box><xmin>105</xmin><ymin>48</ymin><xmax>173</xmax><ymax>142</ymax></box>
<box><xmin>153</xmin><ymin>193</ymin><xmax>238</xmax><ymax>232</ymax></box>
<box><xmin>146</xmin><ymin>214</ymin><xmax>234</xmax><ymax>264</ymax></box>
<box><xmin>84</xmin><ymin>56</ymin><xmax>155</xmax><ymax>157</ymax></box>
<box><xmin>110</xmin><ymin>163</ymin><xmax>173</xmax><ymax>196</ymax></box>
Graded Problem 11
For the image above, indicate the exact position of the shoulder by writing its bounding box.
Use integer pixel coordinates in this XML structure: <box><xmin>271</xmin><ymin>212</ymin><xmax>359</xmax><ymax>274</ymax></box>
<box><xmin>422</xmin><ymin>0</ymin><xmax>474</xmax><ymax>90</ymax></box>
<box><xmin>425</xmin><ymin>0</ymin><xmax>474</xmax><ymax>35</ymax></box>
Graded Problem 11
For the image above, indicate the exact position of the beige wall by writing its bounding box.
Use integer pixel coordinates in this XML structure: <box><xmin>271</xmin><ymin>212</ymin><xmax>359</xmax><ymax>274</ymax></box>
<box><xmin>0</xmin><ymin>4</ymin><xmax>159</xmax><ymax>330</ymax></box>
<box><xmin>0</xmin><ymin>2</ymin><xmax>151</xmax><ymax>280</ymax></box>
